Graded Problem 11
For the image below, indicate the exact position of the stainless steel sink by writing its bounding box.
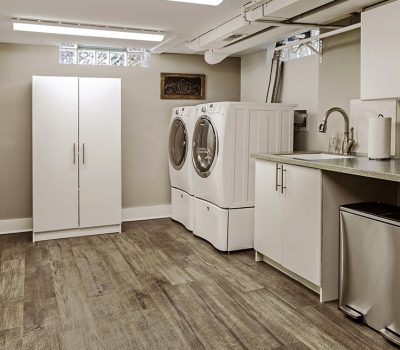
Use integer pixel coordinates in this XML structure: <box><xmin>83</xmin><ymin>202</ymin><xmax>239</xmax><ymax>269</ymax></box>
<box><xmin>282</xmin><ymin>153</ymin><xmax>355</xmax><ymax>161</ymax></box>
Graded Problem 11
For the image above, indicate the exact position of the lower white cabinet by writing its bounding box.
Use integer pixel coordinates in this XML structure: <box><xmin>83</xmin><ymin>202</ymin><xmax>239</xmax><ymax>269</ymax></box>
<box><xmin>255</xmin><ymin>160</ymin><xmax>321</xmax><ymax>287</ymax></box>
<box><xmin>255</xmin><ymin>159</ymin><xmax>399</xmax><ymax>302</ymax></box>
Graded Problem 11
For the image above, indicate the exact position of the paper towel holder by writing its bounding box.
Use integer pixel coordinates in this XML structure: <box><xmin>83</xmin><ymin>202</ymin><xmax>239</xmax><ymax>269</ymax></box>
<box><xmin>368</xmin><ymin>113</ymin><xmax>391</xmax><ymax>161</ymax></box>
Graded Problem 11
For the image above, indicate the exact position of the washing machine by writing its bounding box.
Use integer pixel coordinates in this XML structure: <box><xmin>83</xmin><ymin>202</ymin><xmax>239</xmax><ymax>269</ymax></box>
<box><xmin>169</xmin><ymin>106</ymin><xmax>196</xmax><ymax>231</ymax></box>
<box><xmin>192</xmin><ymin>102</ymin><xmax>295</xmax><ymax>251</ymax></box>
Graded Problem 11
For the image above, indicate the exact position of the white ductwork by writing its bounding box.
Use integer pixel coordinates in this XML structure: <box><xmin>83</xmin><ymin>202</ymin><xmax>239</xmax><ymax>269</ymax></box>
<box><xmin>204</xmin><ymin>50</ymin><xmax>230</xmax><ymax>64</ymax></box>
<box><xmin>187</xmin><ymin>15</ymin><xmax>267</xmax><ymax>51</ymax></box>
<box><xmin>189</xmin><ymin>0</ymin><xmax>380</xmax><ymax>64</ymax></box>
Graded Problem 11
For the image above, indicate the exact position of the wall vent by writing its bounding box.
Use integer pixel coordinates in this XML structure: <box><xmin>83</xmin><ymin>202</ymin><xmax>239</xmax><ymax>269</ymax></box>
<box><xmin>223</xmin><ymin>34</ymin><xmax>246</xmax><ymax>41</ymax></box>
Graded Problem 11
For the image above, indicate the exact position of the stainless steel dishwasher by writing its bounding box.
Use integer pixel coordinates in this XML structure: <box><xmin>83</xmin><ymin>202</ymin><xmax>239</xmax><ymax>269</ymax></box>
<box><xmin>340</xmin><ymin>202</ymin><xmax>400</xmax><ymax>346</ymax></box>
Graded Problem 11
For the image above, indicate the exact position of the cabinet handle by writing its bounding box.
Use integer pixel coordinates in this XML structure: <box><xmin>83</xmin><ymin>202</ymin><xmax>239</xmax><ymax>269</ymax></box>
<box><xmin>275</xmin><ymin>163</ymin><xmax>281</xmax><ymax>191</ymax></box>
<box><xmin>73</xmin><ymin>143</ymin><xmax>76</xmax><ymax>164</ymax></box>
<box><xmin>281</xmin><ymin>165</ymin><xmax>287</xmax><ymax>194</ymax></box>
<box><xmin>82</xmin><ymin>143</ymin><xmax>85</xmax><ymax>164</ymax></box>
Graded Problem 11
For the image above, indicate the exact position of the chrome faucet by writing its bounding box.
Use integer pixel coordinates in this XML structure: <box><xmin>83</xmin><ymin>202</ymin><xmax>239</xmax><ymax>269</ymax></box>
<box><xmin>319</xmin><ymin>107</ymin><xmax>355</xmax><ymax>155</ymax></box>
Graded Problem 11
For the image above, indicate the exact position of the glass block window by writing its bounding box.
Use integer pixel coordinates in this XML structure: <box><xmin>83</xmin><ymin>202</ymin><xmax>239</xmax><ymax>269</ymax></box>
<box><xmin>59</xmin><ymin>48</ymin><xmax>77</xmax><ymax>65</ymax></box>
<box><xmin>127</xmin><ymin>48</ymin><xmax>150</xmax><ymax>67</ymax></box>
<box><xmin>59</xmin><ymin>44</ymin><xmax>150</xmax><ymax>67</ymax></box>
<box><xmin>279</xmin><ymin>30</ymin><xmax>320</xmax><ymax>61</ymax></box>
<box><xmin>78</xmin><ymin>49</ymin><xmax>95</xmax><ymax>65</ymax></box>
<box><xmin>96</xmin><ymin>51</ymin><xmax>109</xmax><ymax>65</ymax></box>
<box><xmin>110</xmin><ymin>51</ymin><xmax>126</xmax><ymax>66</ymax></box>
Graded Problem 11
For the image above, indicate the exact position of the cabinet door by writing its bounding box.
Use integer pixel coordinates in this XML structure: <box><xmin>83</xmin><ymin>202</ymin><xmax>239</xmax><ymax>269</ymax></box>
<box><xmin>32</xmin><ymin>76</ymin><xmax>79</xmax><ymax>232</ymax></box>
<box><xmin>361</xmin><ymin>1</ymin><xmax>400</xmax><ymax>99</ymax></box>
<box><xmin>281</xmin><ymin>164</ymin><xmax>322</xmax><ymax>286</ymax></box>
<box><xmin>254</xmin><ymin>160</ymin><xmax>283</xmax><ymax>263</ymax></box>
<box><xmin>79</xmin><ymin>78</ymin><xmax>121</xmax><ymax>228</ymax></box>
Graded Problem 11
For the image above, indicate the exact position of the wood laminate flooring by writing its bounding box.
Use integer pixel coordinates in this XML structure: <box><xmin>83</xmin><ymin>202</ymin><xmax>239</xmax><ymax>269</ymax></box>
<box><xmin>0</xmin><ymin>218</ymin><xmax>396</xmax><ymax>350</ymax></box>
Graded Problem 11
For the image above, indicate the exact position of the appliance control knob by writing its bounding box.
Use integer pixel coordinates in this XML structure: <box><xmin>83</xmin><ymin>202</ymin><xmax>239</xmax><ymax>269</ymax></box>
<box><xmin>207</xmin><ymin>206</ymin><xmax>210</xmax><ymax>211</ymax></box>
<box><xmin>201</xmin><ymin>107</ymin><xmax>206</xmax><ymax>113</ymax></box>
<box><xmin>175</xmin><ymin>110</ymin><xmax>179</xmax><ymax>115</ymax></box>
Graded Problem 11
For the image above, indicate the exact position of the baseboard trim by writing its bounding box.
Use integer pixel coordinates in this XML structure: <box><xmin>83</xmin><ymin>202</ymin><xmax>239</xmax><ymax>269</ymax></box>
<box><xmin>0</xmin><ymin>205</ymin><xmax>172</xmax><ymax>235</ymax></box>
<box><xmin>122</xmin><ymin>205</ymin><xmax>171</xmax><ymax>222</ymax></box>
<box><xmin>0</xmin><ymin>218</ymin><xmax>33</xmax><ymax>235</ymax></box>
<box><xmin>33</xmin><ymin>224</ymin><xmax>121</xmax><ymax>242</ymax></box>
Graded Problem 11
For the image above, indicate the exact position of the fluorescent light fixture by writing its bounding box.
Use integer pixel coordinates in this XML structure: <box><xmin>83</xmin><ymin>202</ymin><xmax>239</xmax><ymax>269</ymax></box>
<box><xmin>167</xmin><ymin>0</ymin><xmax>223</xmax><ymax>5</ymax></box>
<box><xmin>13</xmin><ymin>22</ymin><xmax>164</xmax><ymax>42</ymax></box>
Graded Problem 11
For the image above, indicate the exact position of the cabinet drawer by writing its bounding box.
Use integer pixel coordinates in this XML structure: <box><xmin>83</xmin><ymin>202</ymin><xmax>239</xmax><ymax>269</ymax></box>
<box><xmin>171</xmin><ymin>188</ymin><xmax>194</xmax><ymax>231</ymax></box>
<box><xmin>194</xmin><ymin>198</ymin><xmax>228</xmax><ymax>251</ymax></box>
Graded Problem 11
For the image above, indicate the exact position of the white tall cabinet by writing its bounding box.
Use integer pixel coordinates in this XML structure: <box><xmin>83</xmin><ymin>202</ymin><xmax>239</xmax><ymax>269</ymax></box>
<box><xmin>33</xmin><ymin>76</ymin><xmax>121</xmax><ymax>242</ymax></box>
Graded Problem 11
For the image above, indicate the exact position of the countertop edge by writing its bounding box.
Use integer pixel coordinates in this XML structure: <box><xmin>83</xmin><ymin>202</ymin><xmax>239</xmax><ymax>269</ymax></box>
<box><xmin>252</xmin><ymin>153</ymin><xmax>400</xmax><ymax>183</ymax></box>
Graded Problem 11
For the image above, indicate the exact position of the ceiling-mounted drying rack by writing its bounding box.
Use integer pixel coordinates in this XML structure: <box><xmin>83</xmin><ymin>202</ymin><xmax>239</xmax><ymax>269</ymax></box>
<box><xmin>275</xmin><ymin>23</ymin><xmax>361</xmax><ymax>52</ymax></box>
<box><xmin>274</xmin><ymin>23</ymin><xmax>361</xmax><ymax>62</ymax></box>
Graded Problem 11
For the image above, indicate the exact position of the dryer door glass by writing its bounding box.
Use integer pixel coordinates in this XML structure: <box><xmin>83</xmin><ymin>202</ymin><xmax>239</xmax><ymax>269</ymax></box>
<box><xmin>192</xmin><ymin>117</ymin><xmax>217</xmax><ymax>178</ymax></box>
<box><xmin>169</xmin><ymin>118</ymin><xmax>188</xmax><ymax>170</ymax></box>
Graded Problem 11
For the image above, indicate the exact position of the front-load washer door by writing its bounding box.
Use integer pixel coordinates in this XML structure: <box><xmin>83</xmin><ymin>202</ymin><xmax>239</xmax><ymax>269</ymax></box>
<box><xmin>192</xmin><ymin>116</ymin><xmax>218</xmax><ymax>178</ymax></box>
<box><xmin>169</xmin><ymin>117</ymin><xmax>188</xmax><ymax>170</ymax></box>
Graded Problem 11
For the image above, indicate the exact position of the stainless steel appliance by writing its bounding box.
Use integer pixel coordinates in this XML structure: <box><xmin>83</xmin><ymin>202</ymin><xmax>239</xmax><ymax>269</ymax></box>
<box><xmin>340</xmin><ymin>202</ymin><xmax>400</xmax><ymax>346</ymax></box>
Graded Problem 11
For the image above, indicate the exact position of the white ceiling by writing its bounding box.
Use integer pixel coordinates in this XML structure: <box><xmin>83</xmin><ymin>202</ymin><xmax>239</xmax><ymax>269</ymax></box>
<box><xmin>0</xmin><ymin>0</ymin><xmax>250</xmax><ymax>53</ymax></box>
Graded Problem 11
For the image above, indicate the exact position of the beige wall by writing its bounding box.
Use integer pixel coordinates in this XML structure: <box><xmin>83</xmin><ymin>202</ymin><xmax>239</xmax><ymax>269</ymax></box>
<box><xmin>280</xmin><ymin>54</ymin><xmax>320</xmax><ymax>151</ymax></box>
<box><xmin>240</xmin><ymin>51</ymin><xmax>269</xmax><ymax>102</ymax></box>
<box><xmin>0</xmin><ymin>43</ymin><xmax>240</xmax><ymax>220</ymax></box>
<box><xmin>241</xmin><ymin>30</ymin><xmax>361</xmax><ymax>152</ymax></box>
<box><xmin>316</xmin><ymin>29</ymin><xmax>360</xmax><ymax>151</ymax></box>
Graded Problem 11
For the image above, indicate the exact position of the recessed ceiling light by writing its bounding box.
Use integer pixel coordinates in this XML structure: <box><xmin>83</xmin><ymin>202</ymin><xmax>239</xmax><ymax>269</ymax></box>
<box><xmin>13</xmin><ymin>22</ymin><xmax>164</xmax><ymax>42</ymax></box>
<box><xmin>167</xmin><ymin>0</ymin><xmax>224</xmax><ymax>5</ymax></box>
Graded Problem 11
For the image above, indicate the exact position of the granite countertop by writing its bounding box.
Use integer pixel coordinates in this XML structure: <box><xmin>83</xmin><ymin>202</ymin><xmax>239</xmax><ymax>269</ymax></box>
<box><xmin>253</xmin><ymin>152</ymin><xmax>400</xmax><ymax>183</ymax></box>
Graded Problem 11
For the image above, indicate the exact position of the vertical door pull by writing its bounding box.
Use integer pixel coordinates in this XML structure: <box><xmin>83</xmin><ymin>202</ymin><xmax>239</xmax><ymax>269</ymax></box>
<box><xmin>281</xmin><ymin>165</ymin><xmax>287</xmax><ymax>194</ymax></box>
<box><xmin>82</xmin><ymin>143</ymin><xmax>85</xmax><ymax>164</ymax></box>
<box><xmin>73</xmin><ymin>143</ymin><xmax>76</xmax><ymax>164</ymax></box>
<box><xmin>275</xmin><ymin>163</ymin><xmax>281</xmax><ymax>191</ymax></box>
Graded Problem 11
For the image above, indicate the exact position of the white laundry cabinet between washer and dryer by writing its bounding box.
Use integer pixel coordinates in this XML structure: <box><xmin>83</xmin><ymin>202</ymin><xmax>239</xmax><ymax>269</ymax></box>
<box><xmin>191</xmin><ymin>102</ymin><xmax>295</xmax><ymax>252</ymax></box>
<box><xmin>32</xmin><ymin>76</ymin><xmax>122</xmax><ymax>242</ymax></box>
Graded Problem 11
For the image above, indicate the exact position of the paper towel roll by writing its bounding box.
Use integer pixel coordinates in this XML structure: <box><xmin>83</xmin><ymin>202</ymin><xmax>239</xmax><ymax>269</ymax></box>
<box><xmin>368</xmin><ymin>115</ymin><xmax>391</xmax><ymax>160</ymax></box>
